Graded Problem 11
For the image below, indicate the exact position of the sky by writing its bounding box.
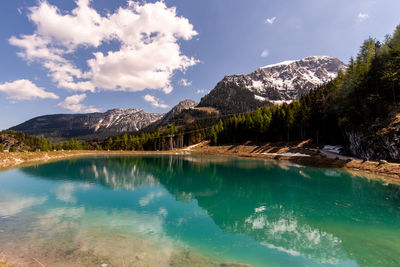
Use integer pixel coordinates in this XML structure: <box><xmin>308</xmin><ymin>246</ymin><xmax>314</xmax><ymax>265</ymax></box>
<box><xmin>0</xmin><ymin>0</ymin><xmax>399</xmax><ymax>129</ymax></box>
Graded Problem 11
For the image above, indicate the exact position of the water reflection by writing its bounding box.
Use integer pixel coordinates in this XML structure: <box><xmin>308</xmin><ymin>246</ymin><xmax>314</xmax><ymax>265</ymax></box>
<box><xmin>244</xmin><ymin>206</ymin><xmax>343</xmax><ymax>264</ymax></box>
<box><xmin>0</xmin><ymin>192</ymin><xmax>47</xmax><ymax>218</ymax></box>
<box><xmin>53</xmin><ymin>183</ymin><xmax>92</xmax><ymax>204</ymax></box>
<box><xmin>24</xmin><ymin>157</ymin><xmax>159</xmax><ymax>190</ymax></box>
<box><xmin>3</xmin><ymin>155</ymin><xmax>399</xmax><ymax>266</ymax></box>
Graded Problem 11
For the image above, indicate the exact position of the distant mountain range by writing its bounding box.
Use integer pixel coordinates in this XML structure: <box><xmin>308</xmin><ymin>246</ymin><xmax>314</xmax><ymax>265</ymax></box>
<box><xmin>10</xmin><ymin>56</ymin><xmax>345</xmax><ymax>139</ymax></box>
<box><xmin>10</xmin><ymin>109</ymin><xmax>164</xmax><ymax>140</ymax></box>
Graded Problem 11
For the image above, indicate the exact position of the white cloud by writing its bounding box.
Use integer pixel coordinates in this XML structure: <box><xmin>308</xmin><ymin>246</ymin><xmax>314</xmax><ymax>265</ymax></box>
<box><xmin>28</xmin><ymin>0</ymin><xmax>111</xmax><ymax>49</ymax></box>
<box><xmin>143</xmin><ymin>94</ymin><xmax>169</xmax><ymax>109</ymax></box>
<box><xmin>9</xmin><ymin>34</ymin><xmax>64</xmax><ymax>62</ymax></box>
<box><xmin>53</xmin><ymin>182</ymin><xmax>92</xmax><ymax>204</ymax></box>
<box><xmin>139</xmin><ymin>191</ymin><xmax>164</xmax><ymax>207</ymax></box>
<box><xmin>54</xmin><ymin>183</ymin><xmax>77</xmax><ymax>204</ymax></box>
<box><xmin>196</xmin><ymin>89</ymin><xmax>208</xmax><ymax>95</ymax></box>
<box><xmin>9</xmin><ymin>0</ymin><xmax>198</xmax><ymax>94</ymax></box>
<box><xmin>261</xmin><ymin>49</ymin><xmax>270</xmax><ymax>58</ymax></box>
<box><xmin>179</xmin><ymin>79</ymin><xmax>192</xmax><ymax>87</ymax></box>
<box><xmin>9</xmin><ymin>34</ymin><xmax>95</xmax><ymax>92</ymax></box>
<box><xmin>265</xmin><ymin>17</ymin><xmax>276</xmax><ymax>24</ymax></box>
<box><xmin>0</xmin><ymin>193</ymin><xmax>47</xmax><ymax>218</ymax></box>
<box><xmin>0</xmin><ymin>79</ymin><xmax>58</xmax><ymax>101</ymax></box>
<box><xmin>358</xmin><ymin>13</ymin><xmax>369</xmax><ymax>22</ymax></box>
<box><xmin>58</xmin><ymin>93</ymin><xmax>99</xmax><ymax>113</ymax></box>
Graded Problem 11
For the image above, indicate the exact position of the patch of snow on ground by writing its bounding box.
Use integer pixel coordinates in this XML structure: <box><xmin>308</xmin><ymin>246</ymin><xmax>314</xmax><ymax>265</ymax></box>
<box><xmin>262</xmin><ymin>152</ymin><xmax>310</xmax><ymax>157</ymax></box>
<box><xmin>323</xmin><ymin>145</ymin><xmax>342</xmax><ymax>154</ymax></box>
<box><xmin>254</xmin><ymin>95</ymin><xmax>268</xmax><ymax>101</ymax></box>
<box><xmin>270</xmin><ymin>100</ymin><xmax>293</xmax><ymax>105</ymax></box>
<box><xmin>252</xmin><ymin>80</ymin><xmax>264</xmax><ymax>90</ymax></box>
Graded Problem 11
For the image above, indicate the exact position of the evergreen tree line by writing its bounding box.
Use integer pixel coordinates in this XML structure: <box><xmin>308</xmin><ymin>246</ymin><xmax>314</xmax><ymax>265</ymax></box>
<box><xmin>0</xmin><ymin>130</ymin><xmax>88</xmax><ymax>151</ymax></box>
<box><xmin>101</xmin><ymin>123</ymin><xmax>208</xmax><ymax>151</ymax></box>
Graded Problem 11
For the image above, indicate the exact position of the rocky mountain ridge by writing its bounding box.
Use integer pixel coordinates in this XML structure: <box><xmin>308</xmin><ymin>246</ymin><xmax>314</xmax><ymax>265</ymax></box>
<box><xmin>158</xmin><ymin>99</ymin><xmax>198</xmax><ymax>126</ymax></box>
<box><xmin>10</xmin><ymin>109</ymin><xmax>164</xmax><ymax>140</ymax></box>
<box><xmin>198</xmin><ymin>56</ymin><xmax>346</xmax><ymax>113</ymax></box>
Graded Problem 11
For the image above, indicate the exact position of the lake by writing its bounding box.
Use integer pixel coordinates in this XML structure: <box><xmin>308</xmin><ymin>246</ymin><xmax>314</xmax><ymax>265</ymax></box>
<box><xmin>0</xmin><ymin>155</ymin><xmax>399</xmax><ymax>266</ymax></box>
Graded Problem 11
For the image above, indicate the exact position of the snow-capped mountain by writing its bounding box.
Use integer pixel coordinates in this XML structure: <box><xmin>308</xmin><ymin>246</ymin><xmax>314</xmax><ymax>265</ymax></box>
<box><xmin>91</xmin><ymin>109</ymin><xmax>163</xmax><ymax>133</ymax></box>
<box><xmin>10</xmin><ymin>109</ymin><xmax>164</xmax><ymax>139</ymax></box>
<box><xmin>199</xmin><ymin>56</ymin><xmax>346</xmax><ymax>110</ymax></box>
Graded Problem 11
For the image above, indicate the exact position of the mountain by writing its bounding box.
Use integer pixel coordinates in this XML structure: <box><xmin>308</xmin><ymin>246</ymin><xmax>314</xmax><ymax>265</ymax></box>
<box><xmin>198</xmin><ymin>56</ymin><xmax>346</xmax><ymax>114</ymax></box>
<box><xmin>158</xmin><ymin>99</ymin><xmax>198</xmax><ymax>125</ymax></box>
<box><xmin>10</xmin><ymin>109</ymin><xmax>164</xmax><ymax>140</ymax></box>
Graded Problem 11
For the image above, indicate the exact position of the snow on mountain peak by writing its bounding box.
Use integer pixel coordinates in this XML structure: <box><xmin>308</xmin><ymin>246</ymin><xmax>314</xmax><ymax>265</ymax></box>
<box><xmin>217</xmin><ymin>56</ymin><xmax>346</xmax><ymax>103</ymax></box>
<box><xmin>261</xmin><ymin>60</ymin><xmax>296</xmax><ymax>69</ymax></box>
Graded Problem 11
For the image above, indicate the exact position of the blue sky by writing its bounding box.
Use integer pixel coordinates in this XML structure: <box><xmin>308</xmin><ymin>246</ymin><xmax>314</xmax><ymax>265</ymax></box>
<box><xmin>0</xmin><ymin>0</ymin><xmax>399</xmax><ymax>129</ymax></box>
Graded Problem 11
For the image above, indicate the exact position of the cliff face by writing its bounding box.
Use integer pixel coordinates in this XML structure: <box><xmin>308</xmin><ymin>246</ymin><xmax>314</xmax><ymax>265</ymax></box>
<box><xmin>347</xmin><ymin>113</ymin><xmax>400</xmax><ymax>162</ymax></box>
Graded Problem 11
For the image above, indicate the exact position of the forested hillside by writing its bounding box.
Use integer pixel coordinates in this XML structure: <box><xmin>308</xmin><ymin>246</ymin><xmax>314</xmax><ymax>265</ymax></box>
<box><xmin>209</xmin><ymin>25</ymin><xmax>400</xmax><ymax>161</ymax></box>
<box><xmin>197</xmin><ymin>82</ymin><xmax>266</xmax><ymax>114</ymax></box>
<box><xmin>0</xmin><ymin>130</ymin><xmax>88</xmax><ymax>152</ymax></box>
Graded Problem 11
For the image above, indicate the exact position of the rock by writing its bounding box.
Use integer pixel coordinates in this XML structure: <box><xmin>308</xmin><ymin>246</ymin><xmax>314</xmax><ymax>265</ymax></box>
<box><xmin>346</xmin><ymin>113</ymin><xmax>400</xmax><ymax>163</ymax></box>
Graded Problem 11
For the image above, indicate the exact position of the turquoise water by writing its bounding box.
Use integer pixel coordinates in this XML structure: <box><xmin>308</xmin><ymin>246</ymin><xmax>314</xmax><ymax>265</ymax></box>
<box><xmin>0</xmin><ymin>155</ymin><xmax>399</xmax><ymax>266</ymax></box>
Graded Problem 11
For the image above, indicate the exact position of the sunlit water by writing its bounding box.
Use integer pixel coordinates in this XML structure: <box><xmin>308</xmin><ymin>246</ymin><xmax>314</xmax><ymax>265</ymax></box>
<box><xmin>0</xmin><ymin>155</ymin><xmax>399</xmax><ymax>266</ymax></box>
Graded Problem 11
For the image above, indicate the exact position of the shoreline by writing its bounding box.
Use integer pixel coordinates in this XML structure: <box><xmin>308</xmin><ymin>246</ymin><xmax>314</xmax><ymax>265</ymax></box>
<box><xmin>1</xmin><ymin>142</ymin><xmax>399</xmax><ymax>185</ymax></box>
<box><xmin>189</xmin><ymin>142</ymin><xmax>400</xmax><ymax>185</ymax></box>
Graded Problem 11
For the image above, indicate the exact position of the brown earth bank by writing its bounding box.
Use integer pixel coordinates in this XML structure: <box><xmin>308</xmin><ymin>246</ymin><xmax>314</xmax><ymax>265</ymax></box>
<box><xmin>190</xmin><ymin>141</ymin><xmax>400</xmax><ymax>185</ymax></box>
<box><xmin>0</xmin><ymin>140</ymin><xmax>399</xmax><ymax>185</ymax></box>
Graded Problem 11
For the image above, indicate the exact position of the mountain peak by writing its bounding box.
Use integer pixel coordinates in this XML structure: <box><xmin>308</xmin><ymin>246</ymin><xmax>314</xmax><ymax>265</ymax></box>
<box><xmin>261</xmin><ymin>59</ymin><xmax>297</xmax><ymax>69</ymax></box>
<box><xmin>260</xmin><ymin>55</ymin><xmax>342</xmax><ymax>69</ymax></box>
<box><xmin>157</xmin><ymin>99</ymin><xmax>198</xmax><ymax>126</ymax></box>
<box><xmin>198</xmin><ymin>55</ymin><xmax>346</xmax><ymax>113</ymax></box>
<box><xmin>231</xmin><ymin>55</ymin><xmax>346</xmax><ymax>103</ymax></box>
